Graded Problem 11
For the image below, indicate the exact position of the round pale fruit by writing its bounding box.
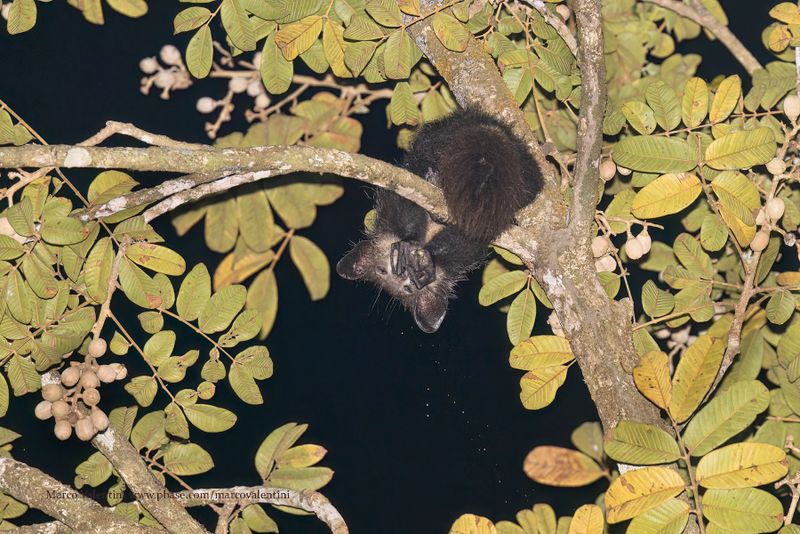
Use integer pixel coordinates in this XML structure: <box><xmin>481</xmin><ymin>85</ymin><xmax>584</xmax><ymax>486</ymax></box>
<box><xmin>636</xmin><ymin>231</ymin><xmax>652</xmax><ymax>253</ymax></box>
<box><xmin>82</xmin><ymin>388</ymin><xmax>101</xmax><ymax>407</ymax></box>
<box><xmin>80</xmin><ymin>371</ymin><xmax>100</xmax><ymax>389</ymax></box>
<box><xmin>52</xmin><ymin>400</ymin><xmax>71</xmax><ymax>420</ymax></box>
<box><xmin>42</xmin><ymin>384</ymin><xmax>63</xmax><ymax>402</ymax></box>
<box><xmin>88</xmin><ymin>338</ymin><xmax>107</xmax><ymax>358</ymax></box>
<box><xmin>766</xmin><ymin>198</ymin><xmax>786</xmax><ymax>221</ymax></box>
<box><xmin>159</xmin><ymin>45</ymin><xmax>181</xmax><ymax>66</ymax></box>
<box><xmin>599</xmin><ymin>160</ymin><xmax>617</xmax><ymax>182</ymax></box>
<box><xmin>591</xmin><ymin>236</ymin><xmax>610</xmax><ymax>258</ymax></box>
<box><xmin>75</xmin><ymin>418</ymin><xmax>97</xmax><ymax>441</ymax></box>
<box><xmin>61</xmin><ymin>366</ymin><xmax>81</xmax><ymax>387</ymax></box>
<box><xmin>595</xmin><ymin>255</ymin><xmax>616</xmax><ymax>272</ymax></box>
<box><xmin>750</xmin><ymin>230</ymin><xmax>770</xmax><ymax>252</ymax></box>
<box><xmin>97</xmin><ymin>365</ymin><xmax>116</xmax><ymax>384</ymax></box>
<box><xmin>784</xmin><ymin>94</ymin><xmax>800</xmax><ymax>121</ymax></box>
<box><xmin>91</xmin><ymin>409</ymin><xmax>109</xmax><ymax>432</ymax></box>
<box><xmin>54</xmin><ymin>420</ymin><xmax>72</xmax><ymax>440</ymax></box>
<box><xmin>767</xmin><ymin>157</ymin><xmax>787</xmax><ymax>176</ymax></box>
<box><xmin>624</xmin><ymin>238</ymin><xmax>644</xmax><ymax>260</ymax></box>
<box><xmin>35</xmin><ymin>401</ymin><xmax>52</xmax><ymax>420</ymax></box>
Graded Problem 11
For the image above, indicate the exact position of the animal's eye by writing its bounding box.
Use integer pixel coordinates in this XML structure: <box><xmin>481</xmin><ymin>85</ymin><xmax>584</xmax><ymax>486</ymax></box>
<box><xmin>403</xmin><ymin>286</ymin><xmax>413</xmax><ymax>294</ymax></box>
<box><xmin>376</xmin><ymin>267</ymin><xmax>387</xmax><ymax>275</ymax></box>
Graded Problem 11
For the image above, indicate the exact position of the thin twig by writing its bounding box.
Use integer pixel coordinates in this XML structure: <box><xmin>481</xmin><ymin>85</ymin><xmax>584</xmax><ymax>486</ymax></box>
<box><xmin>642</xmin><ymin>0</ymin><xmax>761</xmax><ymax>74</ymax></box>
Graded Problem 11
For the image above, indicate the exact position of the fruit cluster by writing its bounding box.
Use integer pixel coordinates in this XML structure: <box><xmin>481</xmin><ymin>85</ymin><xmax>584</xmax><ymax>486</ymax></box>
<box><xmin>34</xmin><ymin>338</ymin><xmax>127</xmax><ymax>441</ymax></box>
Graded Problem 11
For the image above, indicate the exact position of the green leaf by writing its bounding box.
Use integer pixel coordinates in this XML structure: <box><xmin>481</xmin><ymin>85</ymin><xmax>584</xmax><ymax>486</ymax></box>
<box><xmin>143</xmin><ymin>330</ymin><xmax>175</xmax><ymax>367</ymax></box>
<box><xmin>119</xmin><ymin>258</ymin><xmax>162</xmax><ymax>309</ymax></box>
<box><xmin>0</xmin><ymin>374</ymin><xmax>9</xmax><ymax>417</ymax></box>
<box><xmin>229</xmin><ymin>364</ymin><xmax>263</xmax><ymax>405</ymax></box>
<box><xmin>604</xmin><ymin>421</ymin><xmax>681</xmax><ymax>465</ymax></box>
<box><xmin>702</xmin><ymin>488</ymin><xmax>784</xmax><ymax>533</ymax></box>
<box><xmin>365</xmin><ymin>0</ymin><xmax>401</xmax><ymax>26</ymax></box>
<box><xmin>0</xmin><ymin>236</ymin><xmax>23</xmax><ymax>261</ymax></box>
<box><xmin>613</xmin><ymin>136</ymin><xmax>696</xmax><ymax>173</ymax></box>
<box><xmin>131</xmin><ymin>410</ymin><xmax>166</xmax><ymax>450</ymax></box>
<box><xmin>507</xmin><ymin>289</ymin><xmax>536</xmax><ymax>346</ymax></box>
<box><xmin>242</xmin><ymin>504</ymin><xmax>279</xmax><ymax>533</ymax></box>
<box><xmin>125</xmin><ymin>376</ymin><xmax>158</xmax><ymax>407</ymax></box>
<box><xmin>388</xmin><ymin>82</ymin><xmax>419</xmax><ymax>126</ymax></box>
<box><xmin>289</xmin><ymin>235</ymin><xmax>329</xmax><ymax>301</ymax></box>
<box><xmin>255</xmin><ymin>422</ymin><xmax>308</xmax><ymax>479</ymax></box>
<box><xmin>682</xmin><ymin>380</ymin><xmax>769</xmax><ymax>456</ymax></box>
<box><xmin>384</xmin><ymin>29</ymin><xmax>415</xmax><ymax>79</ymax></box>
<box><xmin>704</xmin><ymin>128</ymin><xmax>777</xmax><ymax>170</ymax></box>
<box><xmin>105</xmin><ymin>0</ymin><xmax>148</xmax><ymax>17</ymax></box>
<box><xmin>177</xmin><ymin>263</ymin><xmax>212</xmax><ymax>321</ymax></box>
<box><xmin>221</xmin><ymin>0</ymin><xmax>256</xmax><ymax>51</ymax></box>
<box><xmin>631</xmin><ymin>173</ymin><xmax>702</xmax><ymax>219</ymax></box>
<box><xmin>432</xmin><ymin>12</ymin><xmax>471</xmax><ymax>52</ymax></box>
<box><xmin>173</xmin><ymin>6</ymin><xmax>210</xmax><ymax>34</ymax></box>
<box><xmin>622</xmin><ymin>101</ymin><xmax>657</xmax><ymax>135</ymax></box>
<box><xmin>627</xmin><ymin>499</ymin><xmax>690</xmax><ymax>534</ymax></box>
<box><xmin>74</xmin><ymin>452</ymin><xmax>113</xmax><ymax>489</ymax></box>
<box><xmin>85</xmin><ymin>238</ymin><xmax>114</xmax><ymax>303</ymax></box>
<box><xmin>7</xmin><ymin>356</ymin><xmax>39</xmax><ymax>396</ymax></box>
<box><xmin>642</xmin><ymin>281</ymin><xmax>675</xmax><ymax>318</ymax></box>
<box><xmin>261</xmin><ymin>33</ymin><xmax>293</xmax><ymax>94</ymax></box>
<box><xmin>268</xmin><ymin>466</ymin><xmax>333</xmax><ymax>491</ymax></box>
<box><xmin>184</xmin><ymin>404</ymin><xmax>237</xmax><ymax>432</ymax></box>
<box><xmin>767</xmin><ymin>290</ymin><xmax>795</xmax><ymax>325</ymax></box>
<box><xmin>646</xmin><ymin>81</ymin><xmax>681</xmax><ymax>131</ymax></box>
<box><xmin>186</xmin><ymin>26</ymin><xmax>214</xmax><ymax>78</ymax></box>
<box><xmin>164</xmin><ymin>443</ymin><xmax>214</xmax><ymax>475</ymax></box>
<box><xmin>479</xmin><ymin>270</ymin><xmax>528</xmax><ymax>306</ymax></box>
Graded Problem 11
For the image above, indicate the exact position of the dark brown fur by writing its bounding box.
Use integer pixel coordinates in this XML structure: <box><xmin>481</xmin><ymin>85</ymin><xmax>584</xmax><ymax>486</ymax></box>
<box><xmin>337</xmin><ymin>108</ymin><xmax>542</xmax><ymax>332</ymax></box>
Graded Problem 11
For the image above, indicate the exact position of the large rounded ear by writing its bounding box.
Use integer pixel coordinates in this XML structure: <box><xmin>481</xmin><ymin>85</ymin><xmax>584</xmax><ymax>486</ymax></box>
<box><xmin>413</xmin><ymin>291</ymin><xmax>448</xmax><ymax>333</ymax></box>
<box><xmin>336</xmin><ymin>241</ymin><xmax>374</xmax><ymax>280</ymax></box>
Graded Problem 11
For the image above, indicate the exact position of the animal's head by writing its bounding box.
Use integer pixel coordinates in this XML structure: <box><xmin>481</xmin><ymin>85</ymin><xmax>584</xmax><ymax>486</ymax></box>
<box><xmin>336</xmin><ymin>237</ymin><xmax>449</xmax><ymax>333</ymax></box>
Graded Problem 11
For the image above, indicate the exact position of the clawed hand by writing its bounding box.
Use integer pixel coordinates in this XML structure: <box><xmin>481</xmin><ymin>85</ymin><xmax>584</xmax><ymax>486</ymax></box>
<box><xmin>390</xmin><ymin>241</ymin><xmax>435</xmax><ymax>289</ymax></box>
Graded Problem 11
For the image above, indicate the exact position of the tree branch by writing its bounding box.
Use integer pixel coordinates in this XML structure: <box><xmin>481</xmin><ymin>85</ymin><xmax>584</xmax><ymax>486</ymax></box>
<box><xmin>569</xmin><ymin>0</ymin><xmax>606</xmax><ymax>234</ymax></box>
<box><xmin>92</xmin><ymin>426</ymin><xmax>208</xmax><ymax>534</ymax></box>
<box><xmin>176</xmin><ymin>486</ymin><xmax>349</xmax><ymax>534</ymax></box>
<box><xmin>0</xmin><ymin>457</ymin><xmax>162</xmax><ymax>534</ymax></box>
<box><xmin>642</xmin><ymin>0</ymin><xmax>762</xmax><ymax>75</ymax></box>
<box><xmin>0</xmin><ymin>144</ymin><xmax>447</xmax><ymax>223</ymax></box>
<box><xmin>519</xmin><ymin>0</ymin><xmax>578</xmax><ymax>56</ymax></box>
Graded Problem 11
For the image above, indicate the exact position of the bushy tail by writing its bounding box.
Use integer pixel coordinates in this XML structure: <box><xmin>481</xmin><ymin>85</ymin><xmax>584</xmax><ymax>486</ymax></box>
<box><xmin>405</xmin><ymin>108</ymin><xmax>542</xmax><ymax>243</ymax></box>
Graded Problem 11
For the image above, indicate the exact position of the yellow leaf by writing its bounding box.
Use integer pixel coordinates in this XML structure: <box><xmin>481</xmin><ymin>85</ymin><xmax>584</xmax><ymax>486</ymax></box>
<box><xmin>605</xmin><ymin>467</ymin><xmax>686</xmax><ymax>524</ymax></box>
<box><xmin>275</xmin><ymin>15</ymin><xmax>323</xmax><ymax>60</ymax></box>
<box><xmin>631</xmin><ymin>173</ymin><xmax>702</xmax><ymax>219</ymax></box>
<box><xmin>519</xmin><ymin>366</ymin><xmax>569</xmax><ymax>410</ymax></box>
<box><xmin>709</xmin><ymin>75</ymin><xmax>741</xmax><ymax>123</ymax></box>
<box><xmin>633</xmin><ymin>351</ymin><xmax>673</xmax><ymax>410</ymax></box>
<box><xmin>696</xmin><ymin>443</ymin><xmax>788</xmax><ymax>489</ymax></box>
<box><xmin>682</xmin><ymin>77</ymin><xmax>708</xmax><ymax>128</ymax></box>
<box><xmin>568</xmin><ymin>505</ymin><xmax>604</xmax><ymax>534</ymax></box>
<box><xmin>669</xmin><ymin>335</ymin><xmax>724</xmax><ymax>423</ymax></box>
<box><xmin>449</xmin><ymin>514</ymin><xmax>497</xmax><ymax>534</ymax></box>
<box><xmin>322</xmin><ymin>20</ymin><xmax>350</xmax><ymax>78</ymax></box>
